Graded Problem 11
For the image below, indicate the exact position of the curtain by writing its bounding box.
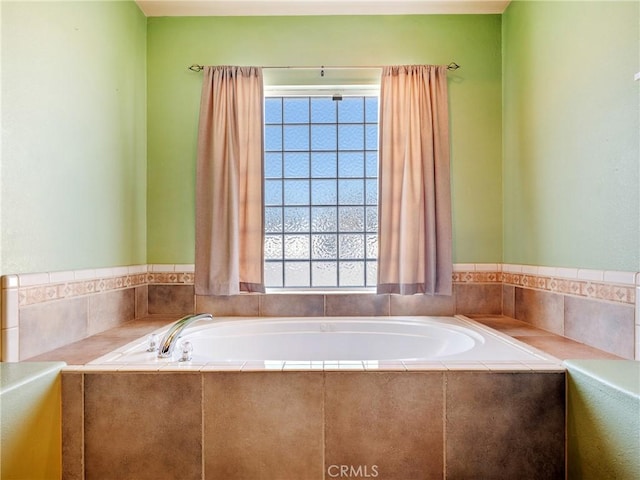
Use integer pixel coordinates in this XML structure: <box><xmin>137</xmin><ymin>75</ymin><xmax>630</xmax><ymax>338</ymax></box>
<box><xmin>377</xmin><ymin>65</ymin><xmax>453</xmax><ymax>296</ymax></box>
<box><xmin>195</xmin><ymin>66</ymin><xmax>265</xmax><ymax>295</ymax></box>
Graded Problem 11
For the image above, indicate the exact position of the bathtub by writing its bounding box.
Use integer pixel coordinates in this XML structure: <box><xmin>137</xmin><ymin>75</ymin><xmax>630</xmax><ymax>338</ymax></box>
<box><xmin>88</xmin><ymin>315</ymin><xmax>560</xmax><ymax>369</ymax></box>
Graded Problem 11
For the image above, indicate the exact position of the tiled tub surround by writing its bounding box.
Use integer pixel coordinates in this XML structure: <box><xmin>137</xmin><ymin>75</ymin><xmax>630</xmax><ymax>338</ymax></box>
<box><xmin>2</xmin><ymin>263</ymin><xmax>638</xmax><ymax>361</ymax></box>
<box><xmin>62</xmin><ymin>369</ymin><xmax>566</xmax><ymax>480</ymax></box>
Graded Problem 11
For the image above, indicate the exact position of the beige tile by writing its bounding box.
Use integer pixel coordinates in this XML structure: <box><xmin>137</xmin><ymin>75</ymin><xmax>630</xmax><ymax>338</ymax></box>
<box><xmin>454</xmin><ymin>283</ymin><xmax>502</xmax><ymax>315</ymax></box>
<box><xmin>389</xmin><ymin>292</ymin><xmax>454</xmax><ymax>316</ymax></box>
<box><xmin>260</xmin><ymin>293</ymin><xmax>324</xmax><ymax>316</ymax></box>
<box><xmin>445</xmin><ymin>371</ymin><xmax>565</xmax><ymax>479</ymax></box>
<box><xmin>84</xmin><ymin>373</ymin><xmax>202</xmax><ymax>480</ymax></box>
<box><xmin>135</xmin><ymin>285</ymin><xmax>148</xmax><ymax>318</ymax></box>
<box><xmin>148</xmin><ymin>284</ymin><xmax>194</xmax><ymax>314</ymax></box>
<box><xmin>471</xmin><ymin>315</ymin><xmax>547</xmax><ymax>337</ymax></box>
<box><xmin>88</xmin><ymin>289</ymin><xmax>135</xmax><ymax>336</ymax></box>
<box><xmin>196</xmin><ymin>293</ymin><xmax>260</xmax><ymax>316</ymax></box>
<box><xmin>204</xmin><ymin>372</ymin><xmax>324</xmax><ymax>480</ymax></box>
<box><xmin>325</xmin><ymin>372</ymin><xmax>444</xmax><ymax>480</ymax></box>
<box><xmin>502</xmin><ymin>284</ymin><xmax>515</xmax><ymax>317</ymax></box>
<box><xmin>564</xmin><ymin>296</ymin><xmax>635</xmax><ymax>359</ymax></box>
<box><xmin>61</xmin><ymin>373</ymin><xmax>83</xmax><ymax>480</ymax></box>
<box><xmin>514</xmin><ymin>287</ymin><xmax>564</xmax><ymax>334</ymax></box>
<box><xmin>325</xmin><ymin>294</ymin><xmax>389</xmax><ymax>316</ymax></box>
<box><xmin>19</xmin><ymin>297</ymin><xmax>88</xmax><ymax>360</ymax></box>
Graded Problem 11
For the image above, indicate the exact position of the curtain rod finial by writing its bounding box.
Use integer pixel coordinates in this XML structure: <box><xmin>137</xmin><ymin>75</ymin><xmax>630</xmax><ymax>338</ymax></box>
<box><xmin>189</xmin><ymin>64</ymin><xmax>204</xmax><ymax>72</ymax></box>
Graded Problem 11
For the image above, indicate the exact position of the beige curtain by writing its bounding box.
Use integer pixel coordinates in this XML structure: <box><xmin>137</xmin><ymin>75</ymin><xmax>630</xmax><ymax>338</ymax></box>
<box><xmin>195</xmin><ymin>66</ymin><xmax>264</xmax><ymax>295</ymax></box>
<box><xmin>377</xmin><ymin>65</ymin><xmax>452</xmax><ymax>295</ymax></box>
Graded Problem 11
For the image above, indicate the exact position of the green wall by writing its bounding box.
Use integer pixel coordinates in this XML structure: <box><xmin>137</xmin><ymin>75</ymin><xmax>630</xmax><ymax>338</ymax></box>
<box><xmin>146</xmin><ymin>15</ymin><xmax>503</xmax><ymax>264</ymax></box>
<box><xmin>502</xmin><ymin>1</ymin><xmax>640</xmax><ymax>271</ymax></box>
<box><xmin>0</xmin><ymin>1</ymin><xmax>147</xmax><ymax>275</ymax></box>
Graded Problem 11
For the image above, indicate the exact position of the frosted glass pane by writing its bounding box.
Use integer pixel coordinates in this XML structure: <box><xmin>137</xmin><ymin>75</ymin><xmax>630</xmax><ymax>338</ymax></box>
<box><xmin>311</xmin><ymin>152</ymin><xmax>337</xmax><ymax>177</ymax></box>
<box><xmin>265</xmin><ymin>98</ymin><xmax>282</xmax><ymax>124</ymax></box>
<box><xmin>339</xmin><ymin>261</ymin><xmax>365</xmax><ymax>287</ymax></box>
<box><xmin>338</xmin><ymin>152</ymin><xmax>364</xmax><ymax>178</ymax></box>
<box><xmin>264</xmin><ymin>235</ymin><xmax>283</xmax><ymax>259</ymax></box>
<box><xmin>264</xmin><ymin>262</ymin><xmax>283</xmax><ymax>287</ymax></box>
<box><xmin>265</xmin><ymin>180</ymin><xmax>282</xmax><ymax>206</ymax></box>
<box><xmin>339</xmin><ymin>234</ymin><xmax>365</xmax><ymax>259</ymax></box>
<box><xmin>284</xmin><ymin>125</ymin><xmax>309</xmax><ymax>151</ymax></box>
<box><xmin>366</xmin><ymin>152</ymin><xmax>378</xmax><ymax>177</ymax></box>
<box><xmin>284</xmin><ymin>180</ymin><xmax>309</xmax><ymax>205</ymax></box>
<box><xmin>283</xmin><ymin>98</ymin><xmax>309</xmax><ymax>123</ymax></box>
<box><xmin>366</xmin><ymin>234</ymin><xmax>378</xmax><ymax>258</ymax></box>
<box><xmin>366</xmin><ymin>260</ymin><xmax>377</xmax><ymax>287</ymax></box>
<box><xmin>366</xmin><ymin>206</ymin><xmax>378</xmax><ymax>231</ymax></box>
<box><xmin>338</xmin><ymin>206</ymin><xmax>364</xmax><ymax>232</ymax></box>
<box><xmin>312</xmin><ymin>234</ymin><xmax>337</xmax><ymax>259</ymax></box>
<box><xmin>365</xmin><ymin>97</ymin><xmax>378</xmax><ymax>123</ymax></box>
<box><xmin>366</xmin><ymin>179</ymin><xmax>378</xmax><ymax>205</ymax></box>
<box><xmin>338</xmin><ymin>125</ymin><xmax>364</xmax><ymax>150</ymax></box>
<box><xmin>284</xmin><ymin>207</ymin><xmax>310</xmax><ymax>232</ymax></box>
<box><xmin>312</xmin><ymin>261</ymin><xmax>337</xmax><ymax>287</ymax></box>
<box><xmin>338</xmin><ymin>98</ymin><xmax>364</xmax><ymax>123</ymax></box>
<box><xmin>265</xmin><ymin>207</ymin><xmax>283</xmax><ymax>233</ymax></box>
<box><xmin>284</xmin><ymin>261</ymin><xmax>310</xmax><ymax>287</ymax></box>
<box><xmin>284</xmin><ymin>153</ymin><xmax>309</xmax><ymax>178</ymax></box>
<box><xmin>311</xmin><ymin>98</ymin><xmax>336</xmax><ymax>123</ymax></box>
<box><xmin>338</xmin><ymin>179</ymin><xmax>364</xmax><ymax>205</ymax></box>
<box><xmin>311</xmin><ymin>125</ymin><xmax>337</xmax><ymax>150</ymax></box>
<box><xmin>284</xmin><ymin>234</ymin><xmax>310</xmax><ymax>259</ymax></box>
<box><xmin>365</xmin><ymin>124</ymin><xmax>378</xmax><ymax>150</ymax></box>
<box><xmin>311</xmin><ymin>179</ymin><xmax>337</xmax><ymax>205</ymax></box>
<box><xmin>311</xmin><ymin>207</ymin><xmax>337</xmax><ymax>232</ymax></box>
<box><xmin>265</xmin><ymin>125</ymin><xmax>282</xmax><ymax>151</ymax></box>
<box><xmin>265</xmin><ymin>153</ymin><xmax>282</xmax><ymax>178</ymax></box>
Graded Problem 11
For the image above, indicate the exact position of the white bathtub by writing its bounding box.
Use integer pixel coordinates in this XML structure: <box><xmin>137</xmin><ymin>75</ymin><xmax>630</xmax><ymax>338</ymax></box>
<box><xmin>89</xmin><ymin>315</ymin><xmax>559</xmax><ymax>368</ymax></box>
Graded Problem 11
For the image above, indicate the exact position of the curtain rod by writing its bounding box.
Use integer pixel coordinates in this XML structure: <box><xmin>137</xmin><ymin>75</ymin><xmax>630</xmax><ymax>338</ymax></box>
<box><xmin>187</xmin><ymin>62</ymin><xmax>460</xmax><ymax>73</ymax></box>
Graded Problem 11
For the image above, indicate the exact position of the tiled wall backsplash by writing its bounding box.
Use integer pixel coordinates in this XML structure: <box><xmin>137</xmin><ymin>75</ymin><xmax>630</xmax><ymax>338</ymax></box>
<box><xmin>2</xmin><ymin>263</ymin><xmax>639</xmax><ymax>361</ymax></box>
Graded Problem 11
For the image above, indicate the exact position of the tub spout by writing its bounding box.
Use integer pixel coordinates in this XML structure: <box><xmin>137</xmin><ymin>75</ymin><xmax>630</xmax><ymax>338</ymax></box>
<box><xmin>157</xmin><ymin>313</ymin><xmax>213</xmax><ymax>358</ymax></box>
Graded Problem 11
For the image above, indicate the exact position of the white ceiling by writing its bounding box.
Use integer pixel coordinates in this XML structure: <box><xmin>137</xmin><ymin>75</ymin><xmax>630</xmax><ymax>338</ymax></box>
<box><xmin>135</xmin><ymin>0</ymin><xmax>511</xmax><ymax>17</ymax></box>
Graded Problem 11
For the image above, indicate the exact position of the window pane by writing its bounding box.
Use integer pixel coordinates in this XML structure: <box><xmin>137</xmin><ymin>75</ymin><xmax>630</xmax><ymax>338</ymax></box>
<box><xmin>283</xmin><ymin>97</ymin><xmax>309</xmax><ymax>123</ymax></box>
<box><xmin>265</xmin><ymin>207</ymin><xmax>283</xmax><ymax>233</ymax></box>
<box><xmin>340</xmin><ymin>261</ymin><xmax>365</xmax><ymax>286</ymax></box>
<box><xmin>338</xmin><ymin>206</ymin><xmax>364</xmax><ymax>232</ymax></box>
<box><xmin>284</xmin><ymin>125</ymin><xmax>309</xmax><ymax>151</ymax></box>
<box><xmin>365</xmin><ymin>206</ymin><xmax>378</xmax><ymax>232</ymax></box>
<box><xmin>311</xmin><ymin>179</ymin><xmax>337</xmax><ymax>205</ymax></box>
<box><xmin>311</xmin><ymin>125</ymin><xmax>336</xmax><ymax>150</ymax></box>
<box><xmin>366</xmin><ymin>179</ymin><xmax>377</xmax><ymax>205</ymax></box>
<box><xmin>312</xmin><ymin>261</ymin><xmax>337</xmax><ymax>287</ymax></box>
<box><xmin>265</xmin><ymin>180</ymin><xmax>282</xmax><ymax>206</ymax></box>
<box><xmin>339</xmin><ymin>234</ymin><xmax>365</xmax><ymax>259</ymax></box>
<box><xmin>265</xmin><ymin>125</ymin><xmax>282</xmax><ymax>151</ymax></box>
<box><xmin>311</xmin><ymin>152</ymin><xmax>337</xmax><ymax>178</ymax></box>
<box><xmin>311</xmin><ymin>207</ymin><xmax>337</xmax><ymax>232</ymax></box>
<box><xmin>284</xmin><ymin>234</ymin><xmax>310</xmax><ymax>259</ymax></box>
<box><xmin>338</xmin><ymin>125</ymin><xmax>364</xmax><ymax>150</ymax></box>
<box><xmin>338</xmin><ymin>97</ymin><xmax>364</xmax><ymax>123</ymax></box>
<box><xmin>284</xmin><ymin>179</ymin><xmax>309</xmax><ymax>205</ymax></box>
<box><xmin>311</xmin><ymin>98</ymin><xmax>336</xmax><ymax>123</ymax></box>
<box><xmin>366</xmin><ymin>260</ymin><xmax>377</xmax><ymax>287</ymax></box>
<box><xmin>365</xmin><ymin>124</ymin><xmax>378</xmax><ymax>150</ymax></box>
<box><xmin>265</xmin><ymin>235</ymin><xmax>283</xmax><ymax>259</ymax></box>
<box><xmin>265</xmin><ymin>261</ymin><xmax>283</xmax><ymax>287</ymax></box>
<box><xmin>284</xmin><ymin>261</ymin><xmax>310</xmax><ymax>287</ymax></box>
<box><xmin>284</xmin><ymin>207</ymin><xmax>310</xmax><ymax>232</ymax></box>
<box><xmin>265</xmin><ymin>153</ymin><xmax>282</xmax><ymax>178</ymax></box>
<box><xmin>365</xmin><ymin>152</ymin><xmax>378</xmax><ymax>177</ymax></box>
<box><xmin>284</xmin><ymin>152</ymin><xmax>309</xmax><ymax>178</ymax></box>
<box><xmin>365</xmin><ymin>97</ymin><xmax>378</xmax><ymax>123</ymax></box>
<box><xmin>338</xmin><ymin>152</ymin><xmax>364</xmax><ymax>178</ymax></box>
<box><xmin>338</xmin><ymin>179</ymin><xmax>364</xmax><ymax>205</ymax></box>
<box><xmin>265</xmin><ymin>98</ymin><xmax>282</xmax><ymax>124</ymax></box>
<box><xmin>312</xmin><ymin>234</ymin><xmax>337</xmax><ymax>259</ymax></box>
<box><xmin>366</xmin><ymin>234</ymin><xmax>377</xmax><ymax>259</ymax></box>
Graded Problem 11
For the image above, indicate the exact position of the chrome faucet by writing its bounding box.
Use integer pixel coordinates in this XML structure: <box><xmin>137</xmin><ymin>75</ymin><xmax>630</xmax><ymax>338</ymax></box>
<box><xmin>157</xmin><ymin>313</ymin><xmax>213</xmax><ymax>358</ymax></box>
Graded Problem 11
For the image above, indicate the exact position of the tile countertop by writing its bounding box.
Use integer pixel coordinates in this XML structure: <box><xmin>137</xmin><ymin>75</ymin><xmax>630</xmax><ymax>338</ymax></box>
<box><xmin>25</xmin><ymin>314</ymin><xmax>621</xmax><ymax>365</ymax></box>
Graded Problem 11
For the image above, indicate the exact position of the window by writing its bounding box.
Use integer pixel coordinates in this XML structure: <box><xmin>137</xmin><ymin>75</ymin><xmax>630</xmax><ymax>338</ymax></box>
<box><xmin>264</xmin><ymin>94</ymin><xmax>379</xmax><ymax>289</ymax></box>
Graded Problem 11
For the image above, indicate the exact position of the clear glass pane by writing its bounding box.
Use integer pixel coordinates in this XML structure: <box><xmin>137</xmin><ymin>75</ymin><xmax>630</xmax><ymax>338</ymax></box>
<box><xmin>338</xmin><ymin>97</ymin><xmax>364</xmax><ymax>123</ymax></box>
<box><xmin>283</xmin><ymin>97</ymin><xmax>309</xmax><ymax>123</ymax></box>
<box><xmin>284</xmin><ymin>207</ymin><xmax>310</xmax><ymax>232</ymax></box>
<box><xmin>365</xmin><ymin>97</ymin><xmax>378</xmax><ymax>123</ymax></box>
<box><xmin>338</xmin><ymin>152</ymin><xmax>364</xmax><ymax>178</ymax></box>
<box><xmin>338</xmin><ymin>125</ymin><xmax>364</xmax><ymax>150</ymax></box>
<box><xmin>311</xmin><ymin>179</ymin><xmax>337</xmax><ymax>205</ymax></box>
<box><xmin>311</xmin><ymin>207</ymin><xmax>337</xmax><ymax>232</ymax></box>
<box><xmin>365</xmin><ymin>124</ymin><xmax>378</xmax><ymax>150</ymax></box>
<box><xmin>365</xmin><ymin>152</ymin><xmax>378</xmax><ymax>177</ymax></box>
<box><xmin>265</xmin><ymin>180</ymin><xmax>282</xmax><ymax>206</ymax></box>
<box><xmin>338</xmin><ymin>206</ymin><xmax>364</xmax><ymax>232</ymax></box>
<box><xmin>366</xmin><ymin>234</ymin><xmax>377</xmax><ymax>259</ymax></box>
<box><xmin>311</xmin><ymin>152</ymin><xmax>337</xmax><ymax>178</ymax></box>
<box><xmin>264</xmin><ymin>235</ymin><xmax>283</xmax><ymax>259</ymax></box>
<box><xmin>284</xmin><ymin>125</ymin><xmax>309</xmax><ymax>151</ymax></box>
<box><xmin>284</xmin><ymin>261</ymin><xmax>310</xmax><ymax>287</ymax></box>
<box><xmin>338</xmin><ymin>179</ymin><xmax>364</xmax><ymax>205</ymax></box>
<box><xmin>284</xmin><ymin>234</ymin><xmax>310</xmax><ymax>259</ymax></box>
<box><xmin>265</xmin><ymin>125</ymin><xmax>282</xmax><ymax>151</ymax></box>
<box><xmin>264</xmin><ymin>261</ymin><xmax>283</xmax><ymax>287</ymax></box>
<box><xmin>312</xmin><ymin>234</ymin><xmax>337</xmax><ymax>259</ymax></box>
<box><xmin>265</xmin><ymin>152</ymin><xmax>282</xmax><ymax>178</ymax></box>
<box><xmin>311</xmin><ymin>125</ymin><xmax>337</xmax><ymax>151</ymax></box>
<box><xmin>265</xmin><ymin>207</ymin><xmax>283</xmax><ymax>233</ymax></box>
<box><xmin>312</xmin><ymin>261</ymin><xmax>337</xmax><ymax>287</ymax></box>
<box><xmin>339</xmin><ymin>261</ymin><xmax>365</xmax><ymax>287</ymax></box>
<box><xmin>365</xmin><ymin>206</ymin><xmax>378</xmax><ymax>231</ymax></box>
<box><xmin>265</xmin><ymin>98</ymin><xmax>282</xmax><ymax>124</ymax></box>
<box><xmin>311</xmin><ymin>98</ymin><xmax>336</xmax><ymax>123</ymax></box>
<box><xmin>284</xmin><ymin>179</ymin><xmax>309</xmax><ymax>205</ymax></box>
<box><xmin>366</xmin><ymin>260</ymin><xmax>377</xmax><ymax>287</ymax></box>
<box><xmin>339</xmin><ymin>234</ymin><xmax>365</xmax><ymax>259</ymax></box>
<box><xmin>366</xmin><ymin>179</ymin><xmax>378</xmax><ymax>205</ymax></box>
<box><xmin>284</xmin><ymin>152</ymin><xmax>309</xmax><ymax>178</ymax></box>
